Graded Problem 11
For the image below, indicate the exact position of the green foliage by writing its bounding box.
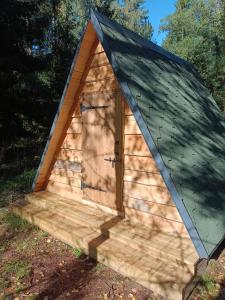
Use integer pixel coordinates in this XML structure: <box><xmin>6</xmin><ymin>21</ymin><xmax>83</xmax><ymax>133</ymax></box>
<box><xmin>160</xmin><ymin>0</ymin><xmax>225</xmax><ymax>110</ymax></box>
<box><xmin>17</xmin><ymin>237</ymin><xmax>38</xmax><ymax>252</ymax></box>
<box><xmin>95</xmin><ymin>262</ymin><xmax>106</xmax><ymax>273</ymax></box>
<box><xmin>37</xmin><ymin>229</ymin><xmax>49</xmax><ymax>238</ymax></box>
<box><xmin>3</xmin><ymin>260</ymin><xmax>31</xmax><ymax>282</ymax></box>
<box><xmin>0</xmin><ymin>169</ymin><xmax>35</xmax><ymax>194</ymax></box>
<box><xmin>197</xmin><ymin>274</ymin><xmax>219</xmax><ymax>298</ymax></box>
<box><xmin>0</xmin><ymin>0</ymin><xmax>153</xmax><ymax>171</ymax></box>
<box><xmin>4</xmin><ymin>213</ymin><xmax>31</xmax><ymax>231</ymax></box>
<box><xmin>112</xmin><ymin>0</ymin><xmax>153</xmax><ymax>38</ymax></box>
<box><xmin>200</xmin><ymin>274</ymin><xmax>216</xmax><ymax>291</ymax></box>
<box><xmin>71</xmin><ymin>247</ymin><xmax>83</xmax><ymax>258</ymax></box>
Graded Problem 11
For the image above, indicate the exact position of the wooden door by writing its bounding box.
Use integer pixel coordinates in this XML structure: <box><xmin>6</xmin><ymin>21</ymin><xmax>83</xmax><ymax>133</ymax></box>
<box><xmin>81</xmin><ymin>91</ymin><xmax>124</xmax><ymax>214</ymax></box>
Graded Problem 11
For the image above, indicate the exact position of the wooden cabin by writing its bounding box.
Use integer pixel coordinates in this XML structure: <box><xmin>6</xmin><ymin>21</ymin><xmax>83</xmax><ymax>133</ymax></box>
<box><xmin>13</xmin><ymin>10</ymin><xmax>225</xmax><ymax>300</ymax></box>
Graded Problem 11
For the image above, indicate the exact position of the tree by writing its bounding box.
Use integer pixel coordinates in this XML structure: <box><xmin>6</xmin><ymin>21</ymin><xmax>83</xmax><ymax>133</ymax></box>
<box><xmin>112</xmin><ymin>0</ymin><xmax>153</xmax><ymax>39</ymax></box>
<box><xmin>0</xmin><ymin>0</ymin><xmax>153</xmax><ymax>172</ymax></box>
<box><xmin>160</xmin><ymin>0</ymin><xmax>225</xmax><ymax>110</ymax></box>
<box><xmin>0</xmin><ymin>0</ymin><xmax>53</xmax><ymax>169</ymax></box>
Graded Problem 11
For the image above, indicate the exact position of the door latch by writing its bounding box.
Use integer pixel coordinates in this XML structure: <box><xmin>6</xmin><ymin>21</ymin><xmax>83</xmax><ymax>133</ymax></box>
<box><xmin>104</xmin><ymin>157</ymin><xmax>121</xmax><ymax>167</ymax></box>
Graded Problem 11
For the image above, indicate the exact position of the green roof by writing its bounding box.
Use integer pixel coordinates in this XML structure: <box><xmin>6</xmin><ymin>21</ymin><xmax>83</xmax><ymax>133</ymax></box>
<box><xmin>91</xmin><ymin>10</ymin><xmax>225</xmax><ymax>257</ymax></box>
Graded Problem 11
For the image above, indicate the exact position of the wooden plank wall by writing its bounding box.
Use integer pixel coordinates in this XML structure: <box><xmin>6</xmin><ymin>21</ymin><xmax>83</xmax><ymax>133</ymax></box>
<box><xmin>46</xmin><ymin>105</ymin><xmax>83</xmax><ymax>200</ymax></box>
<box><xmin>45</xmin><ymin>40</ymin><xmax>188</xmax><ymax>238</ymax></box>
<box><xmin>123</xmin><ymin>102</ymin><xmax>189</xmax><ymax>237</ymax></box>
<box><xmin>46</xmin><ymin>42</ymin><xmax>119</xmax><ymax>201</ymax></box>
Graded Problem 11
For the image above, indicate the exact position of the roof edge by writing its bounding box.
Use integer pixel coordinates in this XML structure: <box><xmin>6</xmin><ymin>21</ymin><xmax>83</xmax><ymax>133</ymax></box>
<box><xmin>91</xmin><ymin>9</ymin><xmax>209</xmax><ymax>259</ymax></box>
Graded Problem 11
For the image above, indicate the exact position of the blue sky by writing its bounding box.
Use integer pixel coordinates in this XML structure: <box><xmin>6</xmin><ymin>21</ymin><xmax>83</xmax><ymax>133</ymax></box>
<box><xmin>144</xmin><ymin>0</ymin><xmax>176</xmax><ymax>45</ymax></box>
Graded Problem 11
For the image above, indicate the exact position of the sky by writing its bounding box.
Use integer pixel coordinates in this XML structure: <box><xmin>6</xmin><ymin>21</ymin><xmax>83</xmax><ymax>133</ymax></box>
<box><xmin>144</xmin><ymin>0</ymin><xmax>176</xmax><ymax>45</ymax></box>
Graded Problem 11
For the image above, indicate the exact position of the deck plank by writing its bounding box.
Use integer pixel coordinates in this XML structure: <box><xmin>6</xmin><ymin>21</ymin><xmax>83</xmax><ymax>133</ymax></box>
<box><xmin>12</xmin><ymin>191</ymin><xmax>199</xmax><ymax>300</ymax></box>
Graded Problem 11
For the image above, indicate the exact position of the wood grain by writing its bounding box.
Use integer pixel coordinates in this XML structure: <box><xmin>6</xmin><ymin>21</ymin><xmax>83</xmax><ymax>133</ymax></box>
<box><xmin>124</xmin><ymin>115</ymin><xmax>141</xmax><ymax>134</ymax></box>
<box><xmin>46</xmin><ymin>180</ymin><xmax>82</xmax><ymax>199</ymax></box>
<box><xmin>124</xmin><ymin>170</ymin><xmax>167</xmax><ymax>187</ymax></box>
<box><xmin>124</xmin><ymin>181</ymin><xmax>172</xmax><ymax>205</ymax></box>
<box><xmin>124</xmin><ymin>196</ymin><xmax>181</xmax><ymax>221</ymax></box>
<box><xmin>62</xmin><ymin>134</ymin><xmax>82</xmax><ymax>150</ymax></box>
<box><xmin>57</xmin><ymin>149</ymin><xmax>82</xmax><ymax>162</ymax></box>
<box><xmin>124</xmin><ymin>155</ymin><xmax>159</xmax><ymax>173</ymax></box>
<box><xmin>125</xmin><ymin>207</ymin><xmax>188</xmax><ymax>237</ymax></box>
<box><xmin>124</xmin><ymin>134</ymin><xmax>150</xmax><ymax>156</ymax></box>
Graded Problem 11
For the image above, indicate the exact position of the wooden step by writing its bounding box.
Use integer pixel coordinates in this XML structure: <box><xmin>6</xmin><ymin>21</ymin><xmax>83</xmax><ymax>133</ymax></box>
<box><xmin>11</xmin><ymin>192</ymin><xmax>198</xmax><ymax>300</ymax></box>
<box><xmin>25</xmin><ymin>192</ymin><xmax>120</xmax><ymax>233</ymax></box>
<box><xmin>96</xmin><ymin>239</ymin><xmax>193</xmax><ymax>300</ymax></box>
<box><xmin>25</xmin><ymin>192</ymin><xmax>197</xmax><ymax>268</ymax></box>
<box><xmin>26</xmin><ymin>192</ymin><xmax>197</xmax><ymax>266</ymax></box>
<box><xmin>108</xmin><ymin>220</ymin><xmax>198</xmax><ymax>267</ymax></box>
<box><xmin>12</xmin><ymin>202</ymin><xmax>101</xmax><ymax>250</ymax></box>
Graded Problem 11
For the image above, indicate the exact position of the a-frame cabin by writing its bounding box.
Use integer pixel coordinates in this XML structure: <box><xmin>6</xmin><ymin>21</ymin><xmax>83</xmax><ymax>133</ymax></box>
<box><xmin>13</xmin><ymin>10</ymin><xmax>225</xmax><ymax>300</ymax></box>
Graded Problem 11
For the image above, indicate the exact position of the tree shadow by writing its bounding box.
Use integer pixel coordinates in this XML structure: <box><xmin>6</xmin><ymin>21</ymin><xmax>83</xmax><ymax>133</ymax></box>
<box><xmin>98</xmin><ymin>23</ymin><xmax>225</xmax><ymax>257</ymax></box>
<box><xmin>34</xmin><ymin>256</ymin><xmax>97</xmax><ymax>300</ymax></box>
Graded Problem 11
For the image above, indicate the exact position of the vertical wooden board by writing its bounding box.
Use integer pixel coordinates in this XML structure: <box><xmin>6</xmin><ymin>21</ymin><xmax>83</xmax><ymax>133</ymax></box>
<box><xmin>82</xmin><ymin>91</ymin><xmax>123</xmax><ymax>212</ymax></box>
<box><xmin>81</xmin><ymin>58</ymin><xmax>124</xmax><ymax>213</ymax></box>
<box><xmin>124</xmin><ymin>134</ymin><xmax>150</xmax><ymax>156</ymax></box>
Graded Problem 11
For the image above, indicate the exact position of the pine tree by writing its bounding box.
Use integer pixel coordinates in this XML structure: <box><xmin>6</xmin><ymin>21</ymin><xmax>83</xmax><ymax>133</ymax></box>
<box><xmin>112</xmin><ymin>0</ymin><xmax>153</xmax><ymax>39</ymax></box>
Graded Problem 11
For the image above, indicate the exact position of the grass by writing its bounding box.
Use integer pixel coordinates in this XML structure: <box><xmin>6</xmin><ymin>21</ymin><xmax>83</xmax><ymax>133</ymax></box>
<box><xmin>1</xmin><ymin>260</ymin><xmax>31</xmax><ymax>292</ymax></box>
<box><xmin>37</xmin><ymin>229</ymin><xmax>49</xmax><ymax>238</ymax></box>
<box><xmin>0</xmin><ymin>169</ymin><xmax>35</xmax><ymax>207</ymax></box>
<box><xmin>0</xmin><ymin>169</ymin><xmax>35</xmax><ymax>194</ymax></box>
<box><xmin>197</xmin><ymin>274</ymin><xmax>219</xmax><ymax>298</ymax></box>
<box><xmin>71</xmin><ymin>247</ymin><xmax>83</xmax><ymax>258</ymax></box>
<box><xmin>4</xmin><ymin>212</ymin><xmax>31</xmax><ymax>231</ymax></box>
<box><xmin>17</xmin><ymin>236</ymin><xmax>38</xmax><ymax>252</ymax></box>
<box><xmin>95</xmin><ymin>262</ymin><xmax>106</xmax><ymax>273</ymax></box>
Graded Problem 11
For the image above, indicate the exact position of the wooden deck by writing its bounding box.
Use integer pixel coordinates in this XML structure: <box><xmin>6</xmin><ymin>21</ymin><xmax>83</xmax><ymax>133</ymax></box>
<box><xmin>12</xmin><ymin>191</ymin><xmax>200</xmax><ymax>300</ymax></box>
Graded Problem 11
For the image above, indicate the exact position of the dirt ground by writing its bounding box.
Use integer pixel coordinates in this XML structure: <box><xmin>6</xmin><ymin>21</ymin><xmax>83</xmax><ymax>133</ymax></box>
<box><xmin>0</xmin><ymin>205</ymin><xmax>225</xmax><ymax>300</ymax></box>
<box><xmin>0</xmin><ymin>210</ymin><xmax>158</xmax><ymax>300</ymax></box>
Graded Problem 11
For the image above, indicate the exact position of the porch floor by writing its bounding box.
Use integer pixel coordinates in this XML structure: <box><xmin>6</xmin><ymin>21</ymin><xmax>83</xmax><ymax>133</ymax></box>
<box><xmin>12</xmin><ymin>191</ymin><xmax>199</xmax><ymax>300</ymax></box>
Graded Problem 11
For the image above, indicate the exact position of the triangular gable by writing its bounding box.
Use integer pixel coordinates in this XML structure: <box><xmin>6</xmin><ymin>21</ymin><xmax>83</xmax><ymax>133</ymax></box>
<box><xmin>33</xmin><ymin>10</ymin><xmax>225</xmax><ymax>258</ymax></box>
